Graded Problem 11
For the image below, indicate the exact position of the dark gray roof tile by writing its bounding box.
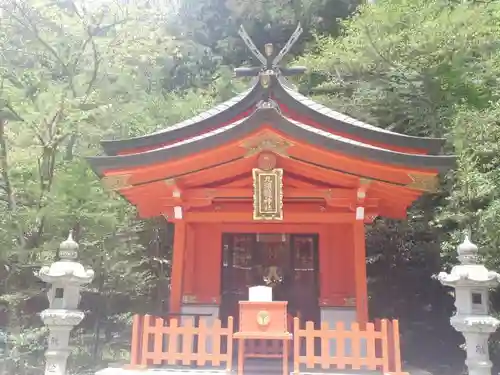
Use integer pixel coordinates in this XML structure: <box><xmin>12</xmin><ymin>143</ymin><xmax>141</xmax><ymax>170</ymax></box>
<box><xmin>87</xmin><ymin>108</ymin><xmax>455</xmax><ymax>177</ymax></box>
<box><xmin>101</xmin><ymin>78</ymin><xmax>262</xmax><ymax>155</ymax></box>
<box><xmin>96</xmin><ymin>74</ymin><xmax>449</xmax><ymax>159</ymax></box>
<box><xmin>281</xmin><ymin>80</ymin><xmax>397</xmax><ymax>134</ymax></box>
<box><xmin>273</xmin><ymin>77</ymin><xmax>445</xmax><ymax>154</ymax></box>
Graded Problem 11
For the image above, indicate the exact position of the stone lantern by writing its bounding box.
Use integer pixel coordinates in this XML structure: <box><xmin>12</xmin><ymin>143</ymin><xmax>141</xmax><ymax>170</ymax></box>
<box><xmin>438</xmin><ymin>236</ymin><xmax>500</xmax><ymax>375</ymax></box>
<box><xmin>38</xmin><ymin>232</ymin><xmax>94</xmax><ymax>375</ymax></box>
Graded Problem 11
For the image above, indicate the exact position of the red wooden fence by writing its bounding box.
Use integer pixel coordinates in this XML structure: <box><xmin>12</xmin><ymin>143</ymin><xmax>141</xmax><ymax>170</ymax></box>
<box><xmin>292</xmin><ymin>318</ymin><xmax>405</xmax><ymax>375</ymax></box>
<box><xmin>130</xmin><ymin>314</ymin><xmax>233</xmax><ymax>370</ymax></box>
<box><xmin>129</xmin><ymin>314</ymin><xmax>406</xmax><ymax>375</ymax></box>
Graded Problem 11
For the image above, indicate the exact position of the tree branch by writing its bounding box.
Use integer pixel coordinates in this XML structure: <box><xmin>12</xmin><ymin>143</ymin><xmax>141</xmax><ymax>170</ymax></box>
<box><xmin>4</xmin><ymin>1</ymin><xmax>78</xmax><ymax>97</ymax></box>
<box><xmin>4</xmin><ymin>102</ymin><xmax>25</xmax><ymax>123</ymax></box>
<box><xmin>68</xmin><ymin>1</ymin><xmax>103</xmax><ymax>100</ymax></box>
<box><xmin>0</xmin><ymin>119</ymin><xmax>26</xmax><ymax>248</ymax></box>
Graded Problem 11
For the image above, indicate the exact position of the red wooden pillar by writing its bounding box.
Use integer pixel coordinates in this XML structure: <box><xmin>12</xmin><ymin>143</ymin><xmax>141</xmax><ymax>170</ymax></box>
<box><xmin>318</xmin><ymin>226</ymin><xmax>333</xmax><ymax>304</ymax></box>
<box><xmin>183</xmin><ymin>224</ymin><xmax>195</xmax><ymax>296</ymax></box>
<box><xmin>169</xmin><ymin>220</ymin><xmax>186</xmax><ymax>313</ymax></box>
<box><xmin>353</xmin><ymin>204</ymin><xmax>368</xmax><ymax>324</ymax></box>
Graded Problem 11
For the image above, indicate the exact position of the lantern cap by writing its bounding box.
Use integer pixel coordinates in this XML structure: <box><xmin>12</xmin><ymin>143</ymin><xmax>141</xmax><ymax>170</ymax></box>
<box><xmin>59</xmin><ymin>230</ymin><xmax>79</xmax><ymax>261</ymax></box>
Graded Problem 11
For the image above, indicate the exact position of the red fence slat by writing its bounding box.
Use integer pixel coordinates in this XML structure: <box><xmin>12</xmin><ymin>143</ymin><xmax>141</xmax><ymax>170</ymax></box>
<box><xmin>128</xmin><ymin>314</ymin><xmax>406</xmax><ymax>374</ymax></box>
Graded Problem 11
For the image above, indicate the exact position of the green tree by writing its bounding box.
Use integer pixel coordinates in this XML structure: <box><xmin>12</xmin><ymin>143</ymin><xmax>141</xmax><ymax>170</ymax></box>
<box><xmin>0</xmin><ymin>0</ymin><xmax>178</xmax><ymax>372</ymax></box>
<box><xmin>297</xmin><ymin>0</ymin><xmax>500</xmax><ymax>372</ymax></box>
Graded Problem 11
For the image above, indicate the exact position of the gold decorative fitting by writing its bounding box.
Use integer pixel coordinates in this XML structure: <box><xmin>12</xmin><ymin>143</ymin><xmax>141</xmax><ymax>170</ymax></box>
<box><xmin>343</xmin><ymin>297</ymin><xmax>356</xmax><ymax>307</ymax></box>
<box><xmin>203</xmin><ymin>189</ymin><xmax>218</xmax><ymax>198</ymax></box>
<box><xmin>182</xmin><ymin>295</ymin><xmax>197</xmax><ymax>303</ymax></box>
<box><xmin>257</xmin><ymin>152</ymin><xmax>277</xmax><ymax>171</ymax></box>
<box><xmin>359</xmin><ymin>178</ymin><xmax>372</xmax><ymax>187</ymax></box>
<box><xmin>260</xmin><ymin>72</ymin><xmax>271</xmax><ymax>88</ymax></box>
<box><xmin>101</xmin><ymin>174</ymin><xmax>131</xmax><ymax>191</ymax></box>
<box><xmin>164</xmin><ymin>178</ymin><xmax>176</xmax><ymax>186</ymax></box>
<box><xmin>253</xmin><ymin>168</ymin><xmax>283</xmax><ymax>221</ymax></box>
<box><xmin>264</xmin><ymin>43</ymin><xmax>274</xmax><ymax>57</ymax></box>
<box><xmin>256</xmin><ymin>310</ymin><xmax>271</xmax><ymax>327</ymax></box>
<box><xmin>407</xmin><ymin>173</ymin><xmax>439</xmax><ymax>192</ymax></box>
<box><xmin>241</xmin><ymin>131</ymin><xmax>293</xmax><ymax>157</ymax></box>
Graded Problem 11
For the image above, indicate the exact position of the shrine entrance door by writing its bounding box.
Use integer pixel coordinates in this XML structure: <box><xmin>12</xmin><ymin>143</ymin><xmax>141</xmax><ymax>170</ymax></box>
<box><xmin>220</xmin><ymin>233</ymin><xmax>320</xmax><ymax>356</ymax></box>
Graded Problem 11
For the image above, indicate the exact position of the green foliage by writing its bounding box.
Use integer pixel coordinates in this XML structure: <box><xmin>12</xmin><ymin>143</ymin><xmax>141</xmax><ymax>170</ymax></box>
<box><xmin>298</xmin><ymin>0</ymin><xmax>500</xmax><ymax>257</ymax></box>
<box><xmin>298</xmin><ymin>0</ymin><xmax>500</xmax><ymax>137</ymax></box>
<box><xmin>5</xmin><ymin>0</ymin><xmax>500</xmax><ymax>374</ymax></box>
<box><xmin>445</xmin><ymin>103</ymin><xmax>500</xmax><ymax>267</ymax></box>
<box><xmin>296</xmin><ymin>1</ymin><xmax>500</xmax><ymax>372</ymax></box>
<box><xmin>0</xmin><ymin>0</ymin><xmax>212</xmax><ymax>372</ymax></box>
<box><xmin>0</xmin><ymin>0</ymin><xmax>361</xmax><ymax>373</ymax></box>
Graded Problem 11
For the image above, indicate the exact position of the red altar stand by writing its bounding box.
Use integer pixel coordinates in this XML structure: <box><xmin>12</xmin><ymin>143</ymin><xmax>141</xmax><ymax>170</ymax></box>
<box><xmin>234</xmin><ymin>300</ymin><xmax>292</xmax><ymax>375</ymax></box>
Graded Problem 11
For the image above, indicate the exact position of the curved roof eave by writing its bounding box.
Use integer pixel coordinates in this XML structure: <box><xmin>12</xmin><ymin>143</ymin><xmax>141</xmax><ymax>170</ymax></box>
<box><xmin>273</xmin><ymin>77</ymin><xmax>446</xmax><ymax>155</ymax></box>
<box><xmin>87</xmin><ymin>107</ymin><xmax>456</xmax><ymax>176</ymax></box>
<box><xmin>100</xmin><ymin>78</ymin><xmax>263</xmax><ymax>156</ymax></box>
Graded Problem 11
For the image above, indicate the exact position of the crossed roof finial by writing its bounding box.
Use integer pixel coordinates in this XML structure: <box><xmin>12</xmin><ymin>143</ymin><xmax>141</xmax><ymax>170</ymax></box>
<box><xmin>234</xmin><ymin>23</ymin><xmax>307</xmax><ymax>78</ymax></box>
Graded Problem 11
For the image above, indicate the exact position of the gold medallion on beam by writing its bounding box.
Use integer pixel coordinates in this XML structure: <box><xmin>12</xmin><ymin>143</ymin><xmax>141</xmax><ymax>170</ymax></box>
<box><xmin>240</xmin><ymin>131</ymin><xmax>293</xmax><ymax>157</ymax></box>
<box><xmin>407</xmin><ymin>173</ymin><xmax>439</xmax><ymax>192</ymax></box>
<box><xmin>257</xmin><ymin>152</ymin><xmax>277</xmax><ymax>171</ymax></box>
<box><xmin>252</xmin><ymin>168</ymin><xmax>283</xmax><ymax>221</ymax></box>
<box><xmin>101</xmin><ymin>174</ymin><xmax>132</xmax><ymax>191</ymax></box>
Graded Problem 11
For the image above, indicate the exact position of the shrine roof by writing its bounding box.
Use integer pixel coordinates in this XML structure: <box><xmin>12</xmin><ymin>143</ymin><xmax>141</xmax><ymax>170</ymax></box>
<box><xmin>87</xmin><ymin>107</ymin><xmax>455</xmax><ymax>177</ymax></box>
<box><xmin>101</xmin><ymin>78</ymin><xmax>263</xmax><ymax>156</ymax></box>
<box><xmin>100</xmin><ymin>75</ymin><xmax>447</xmax><ymax>157</ymax></box>
<box><xmin>273</xmin><ymin>77</ymin><xmax>444</xmax><ymax>154</ymax></box>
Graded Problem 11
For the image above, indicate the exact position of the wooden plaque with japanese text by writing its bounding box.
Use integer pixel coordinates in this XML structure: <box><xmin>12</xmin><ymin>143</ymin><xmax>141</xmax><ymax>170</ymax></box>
<box><xmin>252</xmin><ymin>168</ymin><xmax>283</xmax><ymax>221</ymax></box>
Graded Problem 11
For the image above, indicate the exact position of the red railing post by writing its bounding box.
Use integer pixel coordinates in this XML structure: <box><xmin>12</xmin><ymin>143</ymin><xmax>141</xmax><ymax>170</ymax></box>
<box><xmin>226</xmin><ymin>316</ymin><xmax>234</xmax><ymax>372</ymax></box>
<box><xmin>130</xmin><ymin>314</ymin><xmax>144</xmax><ymax>366</ymax></box>
<box><xmin>293</xmin><ymin>317</ymin><xmax>300</xmax><ymax>375</ymax></box>
<box><xmin>380</xmin><ymin>319</ymin><xmax>390</xmax><ymax>373</ymax></box>
<box><xmin>390</xmin><ymin>320</ymin><xmax>403</xmax><ymax>374</ymax></box>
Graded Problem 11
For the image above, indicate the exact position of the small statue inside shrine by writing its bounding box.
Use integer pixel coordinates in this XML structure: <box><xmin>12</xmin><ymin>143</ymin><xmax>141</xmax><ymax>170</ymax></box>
<box><xmin>263</xmin><ymin>265</ymin><xmax>283</xmax><ymax>287</ymax></box>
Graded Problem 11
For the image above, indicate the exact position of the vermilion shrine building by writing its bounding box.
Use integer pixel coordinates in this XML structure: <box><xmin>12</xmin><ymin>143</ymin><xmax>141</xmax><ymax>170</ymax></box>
<box><xmin>88</xmin><ymin>27</ymin><xmax>455</xmax><ymax>373</ymax></box>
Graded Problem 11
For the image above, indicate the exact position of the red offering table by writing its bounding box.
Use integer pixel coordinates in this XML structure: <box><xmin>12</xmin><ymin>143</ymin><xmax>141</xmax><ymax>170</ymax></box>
<box><xmin>234</xmin><ymin>301</ymin><xmax>292</xmax><ymax>375</ymax></box>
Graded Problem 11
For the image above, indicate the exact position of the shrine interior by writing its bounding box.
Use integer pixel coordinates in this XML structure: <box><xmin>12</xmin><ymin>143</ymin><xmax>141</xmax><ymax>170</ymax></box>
<box><xmin>220</xmin><ymin>233</ymin><xmax>320</xmax><ymax>330</ymax></box>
